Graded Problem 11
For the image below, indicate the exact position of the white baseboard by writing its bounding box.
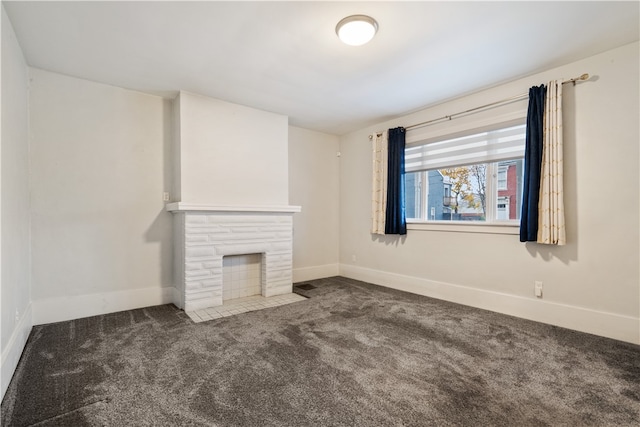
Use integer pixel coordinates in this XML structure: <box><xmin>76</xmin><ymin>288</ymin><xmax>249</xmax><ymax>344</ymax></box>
<box><xmin>293</xmin><ymin>263</ymin><xmax>339</xmax><ymax>283</ymax></box>
<box><xmin>33</xmin><ymin>286</ymin><xmax>178</xmax><ymax>325</ymax></box>
<box><xmin>340</xmin><ymin>264</ymin><xmax>640</xmax><ymax>345</ymax></box>
<box><xmin>1</xmin><ymin>303</ymin><xmax>33</xmax><ymax>401</ymax></box>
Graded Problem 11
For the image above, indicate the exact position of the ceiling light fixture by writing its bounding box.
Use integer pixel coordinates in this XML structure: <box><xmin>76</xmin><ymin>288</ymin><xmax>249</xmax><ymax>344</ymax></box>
<box><xmin>336</xmin><ymin>15</ymin><xmax>378</xmax><ymax>46</ymax></box>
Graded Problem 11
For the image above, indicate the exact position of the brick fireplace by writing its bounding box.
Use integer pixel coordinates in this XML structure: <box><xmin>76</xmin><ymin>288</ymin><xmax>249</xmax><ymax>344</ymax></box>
<box><xmin>167</xmin><ymin>203</ymin><xmax>300</xmax><ymax>312</ymax></box>
<box><xmin>169</xmin><ymin>93</ymin><xmax>297</xmax><ymax>312</ymax></box>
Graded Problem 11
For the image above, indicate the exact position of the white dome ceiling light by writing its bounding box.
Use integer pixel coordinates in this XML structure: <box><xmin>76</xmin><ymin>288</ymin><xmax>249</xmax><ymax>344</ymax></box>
<box><xmin>336</xmin><ymin>15</ymin><xmax>378</xmax><ymax>46</ymax></box>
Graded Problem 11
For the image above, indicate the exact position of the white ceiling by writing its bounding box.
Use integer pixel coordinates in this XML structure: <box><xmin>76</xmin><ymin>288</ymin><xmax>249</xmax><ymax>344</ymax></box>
<box><xmin>3</xmin><ymin>1</ymin><xmax>639</xmax><ymax>135</ymax></box>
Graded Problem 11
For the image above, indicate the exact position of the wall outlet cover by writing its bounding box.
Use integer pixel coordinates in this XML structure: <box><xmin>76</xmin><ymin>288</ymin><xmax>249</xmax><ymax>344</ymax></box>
<box><xmin>535</xmin><ymin>281</ymin><xmax>543</xmax><ymax>298</ymax></box>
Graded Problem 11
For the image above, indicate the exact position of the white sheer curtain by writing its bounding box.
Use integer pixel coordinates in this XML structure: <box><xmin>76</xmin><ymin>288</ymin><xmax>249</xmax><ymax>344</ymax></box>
<box><xmin>538</xmin><ymin>80</ymin><xmax>566</xmax><ymax>245</ymax></box>
<box><xmin>371</xmin><ymin>131</ymin><xmax>388</xmax><ymax>235</ymax></box>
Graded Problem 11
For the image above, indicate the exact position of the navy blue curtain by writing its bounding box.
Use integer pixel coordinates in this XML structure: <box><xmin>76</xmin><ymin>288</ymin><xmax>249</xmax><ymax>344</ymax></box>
<box><xmin>385</xmin><ymin>127</ymin><xmax>407</xmax><ymax>235</ymax></box>
<box><xmin>520</xmin><ymin>85</ymin><xmax>546</xmax><ymax>242</ymax></box>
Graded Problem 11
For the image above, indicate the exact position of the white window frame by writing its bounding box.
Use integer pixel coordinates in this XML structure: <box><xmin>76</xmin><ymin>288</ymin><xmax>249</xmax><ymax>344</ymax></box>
<box><xmin>405</xmin><ymin>116</ymin><xmax>526</xmax><ymax>235</ymax></box>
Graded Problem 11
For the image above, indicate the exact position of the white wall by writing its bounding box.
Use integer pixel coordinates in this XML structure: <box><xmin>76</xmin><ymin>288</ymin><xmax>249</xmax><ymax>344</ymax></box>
<box><xmin>339</xmin><ymin>42</ymin><xmax>640</xmax><ymax>344</ymax></box>
<box><xmin>1</xmin><ymin>6</ymin><xmax>32</xmax><ymax>400</ymax></box>
<box><xmin>29</xmin><ymin>68</ymin><xmax>174</xmax><ymax>324</ymax></box>
<box><xmin>176</xmin><ymin>91</ymin><xmax>289</xmax><ymax>206</ymax></box>
<box><xmin>288</xmin><ymin>126</ymin><xmax>340</xmax><ymax>282</ymax></box>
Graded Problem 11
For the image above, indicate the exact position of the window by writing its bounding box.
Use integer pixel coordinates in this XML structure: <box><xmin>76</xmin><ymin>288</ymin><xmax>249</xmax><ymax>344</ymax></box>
<box><xmin>405</xmin><ymin>122</ymin><xmax>525</xmax><ymax>224</ymax></box>
<box><xmin>497</xmin><ymin>165</ymin><xmax>508</xmax><ymax>190</ymax></box>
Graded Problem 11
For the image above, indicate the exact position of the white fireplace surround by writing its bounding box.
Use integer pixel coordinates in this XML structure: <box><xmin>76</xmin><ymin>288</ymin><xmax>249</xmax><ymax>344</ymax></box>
<box><xmin>167</xmin><ymin>203</ymin><xmax>301</xmax><ymax>312</ymax></box>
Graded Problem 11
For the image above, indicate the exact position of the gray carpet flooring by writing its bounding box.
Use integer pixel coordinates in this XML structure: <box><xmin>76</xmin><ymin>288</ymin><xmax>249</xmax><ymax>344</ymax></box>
<box><xmin>2</xmin><ymin>276</ymin><xmax>639</xmax><ymax>426</ymax></box>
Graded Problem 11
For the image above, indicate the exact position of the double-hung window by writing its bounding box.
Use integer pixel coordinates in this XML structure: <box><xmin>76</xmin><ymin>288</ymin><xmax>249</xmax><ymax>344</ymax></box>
<box><xmin>405</xmin><ymin>121</ymin><xmax>526</xmax><ymax>225</ymax></box>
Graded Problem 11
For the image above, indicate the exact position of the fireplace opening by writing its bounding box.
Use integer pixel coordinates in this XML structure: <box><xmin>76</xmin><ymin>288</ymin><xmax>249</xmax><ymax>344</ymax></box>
<box><xmin>222</xmin><ymin>253</ymin><xmax>263</xmax><ymax>301</ymax></box>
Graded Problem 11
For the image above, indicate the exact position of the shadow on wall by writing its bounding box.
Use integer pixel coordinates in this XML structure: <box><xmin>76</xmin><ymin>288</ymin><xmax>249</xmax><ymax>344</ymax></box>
<box><xmin>371</xmin><ymin>233</ymin><xmax>407</xmax><ymax>247</ymax></box>
<box><xmin>143</xmin><ymin>99</ymin><xmax>175</xmax><ymax>288</ymax></box>
<box><xmin>144</xmin><ymin>209</ymin><xmax>173</xmax><ymax>287</ymax></box>
<box><xmin>525</xmin><ymin>242</ymin><xmax>577</xmax><ymax>265</ymax></box>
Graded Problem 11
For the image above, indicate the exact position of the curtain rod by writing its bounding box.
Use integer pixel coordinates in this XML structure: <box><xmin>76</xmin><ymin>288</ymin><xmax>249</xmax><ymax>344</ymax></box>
<box><xmin>368</xmin><ymin>73</ymin><xmax>589</xmax><ymax>139</ymax></box>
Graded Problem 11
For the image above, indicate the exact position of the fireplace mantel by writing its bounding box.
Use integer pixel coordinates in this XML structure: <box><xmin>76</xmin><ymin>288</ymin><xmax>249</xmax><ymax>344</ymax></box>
<box><xmin>166</xmin><ymin>202</ymin><xmax>301</xmax><ymax>214</ymax></box>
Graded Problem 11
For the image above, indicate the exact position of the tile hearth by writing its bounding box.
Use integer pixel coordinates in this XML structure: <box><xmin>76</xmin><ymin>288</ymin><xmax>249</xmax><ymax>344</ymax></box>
<box><xmin>186</xmin><ymin>293</ymin><xmax>307</xmax><ymax>323</ymax></box>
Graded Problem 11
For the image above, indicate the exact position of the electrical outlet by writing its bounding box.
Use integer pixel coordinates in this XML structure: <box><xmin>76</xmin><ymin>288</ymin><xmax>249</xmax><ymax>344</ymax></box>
<box><xmin>534</xmin><ymin>281</ymin><xmax>543</xmax><ymax>298</ymax></box>
<box><xmin>15</xmin><ymin>309</ymin><xmax>20</xmax><ymax>323</ymax></box>
<box><xmin>163</xmin><ymin>192</ymin><xmax>170</xmax><ymax>202</ymax></box>
<box><xmin>352</xmin><ymin>254</ymin><xmax>357</xmax><ymax>262</ymax></box>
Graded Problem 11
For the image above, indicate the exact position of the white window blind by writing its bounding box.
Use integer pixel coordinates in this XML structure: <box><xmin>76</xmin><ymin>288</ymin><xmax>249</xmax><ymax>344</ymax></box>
<box><xmin>405</xmin><ymin>123</ymin><xmax>526</xmax><ymax>173</ymax></box>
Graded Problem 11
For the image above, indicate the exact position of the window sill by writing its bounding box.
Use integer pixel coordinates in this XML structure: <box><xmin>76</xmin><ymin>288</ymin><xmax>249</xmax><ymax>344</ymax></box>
<box><xmin>407</xmin><ymin>220</ymin><xmax>519</xmax><ymax>235</ymax></box>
